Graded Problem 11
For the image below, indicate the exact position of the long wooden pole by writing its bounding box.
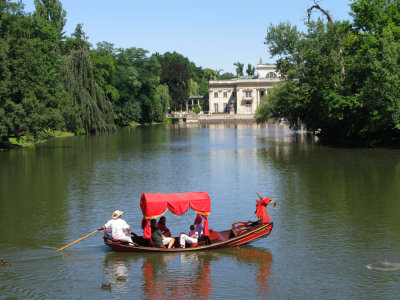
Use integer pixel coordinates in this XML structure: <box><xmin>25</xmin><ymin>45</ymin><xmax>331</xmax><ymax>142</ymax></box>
<box><xmin>56</xmin><ymin>229</ymin><xmax>99</xmax><ymax>252</ymax></box>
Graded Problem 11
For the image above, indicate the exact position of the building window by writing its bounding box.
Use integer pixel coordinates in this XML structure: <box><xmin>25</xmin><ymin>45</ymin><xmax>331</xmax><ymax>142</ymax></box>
<box><xmin>266</xmin><ymin>72</ymin><xmax>277</xmax><ymax>78</ymax></box>
<box><xmin>223</xmin><ymin>92</ymin><xmax>227</xmax><ymax>98</ymax></box>
<box><xmin>223</xmin><ymin>103</ymin><xmax>227</xmax><ymax>111</ymax></box>
<box><xmin>245</xmin><ymin>101</ymin><xmax>252</xmax><ymax>114</ymax></box>
<box><xmin>244</xmin><ymin>91</ymin><xmax>252</xmax><ymax>99</ymax></box>
<box><xmin>232</xmin><ymin>91</ymin><xmax>236</xmax><ymax>97</ymax></box>
<box><xmin>214</xmin><ymin>92</ymin><xmax>218</xmax><ymax>98</ymax></box>
<box><xmin>214</xmin><ymin>103</ymin><xmax>218</xmax><ymax>112</ymax></box>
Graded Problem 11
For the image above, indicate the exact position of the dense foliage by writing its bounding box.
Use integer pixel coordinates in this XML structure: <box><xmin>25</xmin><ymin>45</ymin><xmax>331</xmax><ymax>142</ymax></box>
<box><xmin>0</xmin><ymin>0</ymin><xmax>209</xmax><ymax>142</ymax></box>
<box><xmin>256</xmin><ymin>0</ymin><xmax>400</xmax><ymax>144</ymax></box>
<box><xmin>155</xmin><ymin>51</ymin><xmax>209</xmax><ymax>111</ymax></box>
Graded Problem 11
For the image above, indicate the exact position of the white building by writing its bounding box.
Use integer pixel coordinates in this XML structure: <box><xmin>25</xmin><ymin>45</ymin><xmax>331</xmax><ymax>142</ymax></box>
<box><xmin>208</xmin><ymin>63</ymin><xmax>282</xmax><ymax>115</ymax></box>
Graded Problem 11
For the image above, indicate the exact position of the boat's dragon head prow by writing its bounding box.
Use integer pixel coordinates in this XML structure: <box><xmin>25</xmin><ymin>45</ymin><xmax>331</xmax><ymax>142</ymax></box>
<box><xmin>255</xmin><ymin>193</ymin><xmax>276</xmax><ymax>224</ymax></box>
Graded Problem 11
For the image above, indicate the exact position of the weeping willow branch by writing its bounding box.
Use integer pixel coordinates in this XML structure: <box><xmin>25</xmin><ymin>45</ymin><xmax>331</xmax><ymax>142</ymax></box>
<box><xmin>62</xmin><ymin>47</ymin><xmax>116</xmax><ymax>135</ymax></box>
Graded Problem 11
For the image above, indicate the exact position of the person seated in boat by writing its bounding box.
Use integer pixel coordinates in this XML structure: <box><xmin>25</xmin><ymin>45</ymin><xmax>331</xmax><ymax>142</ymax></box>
<box><xmin>98</xmin><ymin>210</ymin><xmax>134</xmax><ymax>245</ymax></box>
<box><xmin>156</xmin><ymin>216</ymin><xmax>171</xmax><ymax>237</ymax></box>
<box><xmin>194</xmin><ymin>215</ymin><xmax>204</xmax><ymax>240</ymax></box>
<box><xmin>150</xmin><ymin>219</ymin><xmax>175</xmax><ymax>248</ymax></box>
<box><xmin>179</xmin><ymin>224</ymin><xmax>198</xmax><ymax>248</ymax></box>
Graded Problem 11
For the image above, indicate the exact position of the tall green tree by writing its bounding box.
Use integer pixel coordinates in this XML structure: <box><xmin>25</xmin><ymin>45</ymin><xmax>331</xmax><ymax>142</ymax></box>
<box><xmin>159</xmin><ymin>60</ymin><xmax>189</xmax><ymax>111</ymax></box>
<box><xmin>246</xmin><ymin>64</ymin><xmax>256</xmax><ymax>76</ymax></box>
<box><xmin>155</xmin><ymin>52</ymin><xmax>191</xmax><ymax>111</ymax></box>
<box><xmin>258</xmin><ymin>0</ymin><xmax>400</xmax><ymax>144</ymax></box>
<box><xmin>0</xmin><ymin>0</ymin><xmax>30</xmax><ymax>139</ymax></box>
<box><xmin>234</xmin><ymin>62</ymin><xmax>244</xmax><ymax>77</ymax></box>
<box><xmin>188</xmin><ymin>79</ymin><xmax>199</xmax><ymax>96</ymax></box>
<box><xmin>346</xmin><ymin>0</ymin><xmax>400</xmax><ymax>137</ymax></box>
<box><xmin>111</xmin><ymin>48</ymin><xmax>142</xmax><ymax>125</ymax></box>
<box><xmin>111</xmin><ymin>48</ymin><xmax>167</xmax><ymax>124</ymax></box>
<box><xmin>90</xmin><ymin>42</ymin><xmax>119</xmax><ymax>102</ymax></box>
<box><xmin>152</xmin><ymin>84</ymin><xmax>171</xmax><ymax>122</ymax></box>
<box><xmin>156</xmin><ymin>51</ymin><xmax>209</xmax><ymax>109</ymax></box>
<box><xmin>0</xmin><ymin>1</ymin><xmax>211</xmax><ymax>141</ymax></box>
<box><xmin>62</xmin><ymin>25</ymin><xmax>115</xmax><ymax>134</ymax></box>
<box><xmin>0</xmin><ymin>0</ymin><xmax>68</xmax><ymax>140</ymax></box>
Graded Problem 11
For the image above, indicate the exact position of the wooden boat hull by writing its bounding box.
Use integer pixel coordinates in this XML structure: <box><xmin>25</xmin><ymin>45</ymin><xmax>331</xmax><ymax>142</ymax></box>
<box><xmin>103</xmin><ymin>222</ymin><xmax>273</xmax><ymax>252</ymax></box>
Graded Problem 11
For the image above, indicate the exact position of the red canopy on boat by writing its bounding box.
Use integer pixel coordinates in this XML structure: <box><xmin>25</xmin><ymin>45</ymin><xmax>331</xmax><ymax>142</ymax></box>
<box><xmin>140</xmin><ymin>191</ymin><xmax>211</xmax><ymax>239</ymax></box>
<box><xmin>140</xmin><ymin>191</ymin><xmax>211</xmax><ymax>217</ymax></box>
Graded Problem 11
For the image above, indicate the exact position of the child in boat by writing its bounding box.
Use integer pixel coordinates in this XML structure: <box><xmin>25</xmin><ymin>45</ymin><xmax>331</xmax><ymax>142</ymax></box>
<box><xmin>179</xmin><ymin>224</ymin><xmax>198</xmax><ymax>248</ymax></box>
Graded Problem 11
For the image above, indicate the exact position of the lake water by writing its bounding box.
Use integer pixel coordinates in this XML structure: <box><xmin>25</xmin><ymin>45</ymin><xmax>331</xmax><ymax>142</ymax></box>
<box><xmin>1</xmin><ymin>123</ymin><xmax>400</xmax><ymax>299</ymax></box>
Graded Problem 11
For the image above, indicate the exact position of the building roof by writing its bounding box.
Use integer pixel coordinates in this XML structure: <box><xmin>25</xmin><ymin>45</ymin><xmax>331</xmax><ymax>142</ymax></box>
<box><xmin>189</xmin><ymin>95</ymin><xmax>205</xmax><ymax>99</ymax></box>
<box><xmin>209</xmin><ymin>77</ymin><xmax>281</xmax><ymax>87</ymax></box>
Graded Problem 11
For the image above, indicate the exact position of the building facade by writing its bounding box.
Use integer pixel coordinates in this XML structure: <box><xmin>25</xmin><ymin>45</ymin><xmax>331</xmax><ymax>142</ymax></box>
<box><xmin>186</xmin><ymin>95</ymin><xmax>205</xmax><ymax>112</ymax></box>
<box><xmin>208</xmin><ymin>63</ymin><xmax>282</xmax><ymax>115</ymax></box>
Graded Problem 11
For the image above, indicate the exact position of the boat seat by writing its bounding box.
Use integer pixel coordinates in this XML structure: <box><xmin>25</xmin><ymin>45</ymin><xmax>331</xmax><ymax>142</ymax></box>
<box><xmin>106</xmin><ymin>236</ymin><xmax>130</xmax><ymax>244</ymax></box>
<box><xmin>103</xmin><ymin>231</ymin><xmax>130</xmax><ymax>244</ymax></box>
<box><xmin>114</xmin><ymin>239</ymin><xmax>129</xmax><ymax>244</ymax></box>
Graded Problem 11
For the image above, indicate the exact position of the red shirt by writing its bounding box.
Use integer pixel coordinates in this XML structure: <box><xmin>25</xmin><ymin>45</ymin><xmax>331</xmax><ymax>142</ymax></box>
<box><xmin>156</xmin><ymin>223</ymin><xmax>171</xmax><ymax>237</ymax></box>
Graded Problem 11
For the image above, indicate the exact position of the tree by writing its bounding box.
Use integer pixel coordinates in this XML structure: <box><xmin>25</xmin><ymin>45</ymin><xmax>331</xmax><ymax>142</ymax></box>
<box><xmin>188</xmin><ymin>79</ymin><xmax>199</xmax><ymax>96</ymax></box>
<box><xmin>234</xmin><ymin>62</ymin><xmax>244</xmax><ymax>77</ymax></box>
<box><xmin>219</xmin><ymin>72</ymin><xmax>235</xmax><ymax>80</ymax></box>
<box><xmin>62</xmin><ymin>47</ymin><xmax>115</xmax><ymax>134</ymax></box>
<box><xmin>156</xmin><ymin>52</ymin><xmax>191</xmax><ymax>111</ymax></box>
<box><xmin>90</xmin><ymin>43</ymin><xmax>119</xmax><ymax>102</ymax></box>
<box><xmin>246</xmin><ymin>64</ymin><xmax>256</xmax><ymax>76</ymax></box>
<box><xmin>156</xmin><ymin>51</ymin><xmax>209</xmax><ymax>110</ymax></box>
<box><xmin>65</xmin><ymin>23</ymin><xmax>91</xmax><ymax>51</ymax></box>
<box><xmin>135</xmin><ymin>53</ymin><xmax>163</xmax><ymax>124</ymax></box>
<box><xmin>112</xmin><ymin>48</ymin><xmax>143</xmax><ymax>125</ymax></box>
<box><xmin>264</xmin><ymin>21</ymin><xmax>302</xmax><ymax>78</ymax></box>
<box><xmin>152</xmin><ymin>84</ymin><xmax>171</xmax><ymax>122</ymax></box>
<box><xmin>0</xmin><ymin>1</ymin><xmax>211</xmax><ymax>140</ymax></box>
<box><xmin>0</xmin><ymin>0</ymin><xmax>68</xmax><ymax>140</ymax></box>
<box><xmin>159</xmin><ymin>60</ymin><xmax>190</xmax><ymax>111</ymax></box>
<box><xmin>258</xmin><ymin>0</ymin><xmax>400</xmax><ymax>144</ymax></box>
<box><xmin>307</xmin><ymin>0</ymin><xmax>345</xmax><ymax>77</ymax></box>
<box><xmin>111</xmin><ymin>48</ymin><xmax>168</xmax><ymax>124</ymax></box>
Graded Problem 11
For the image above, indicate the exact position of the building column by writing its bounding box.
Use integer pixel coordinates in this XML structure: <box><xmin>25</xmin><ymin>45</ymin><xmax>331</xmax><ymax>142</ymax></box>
<box><xmin>256</xmin><ymin>88</ymin><xmax>260</xmax><ymax>108</ymax></box>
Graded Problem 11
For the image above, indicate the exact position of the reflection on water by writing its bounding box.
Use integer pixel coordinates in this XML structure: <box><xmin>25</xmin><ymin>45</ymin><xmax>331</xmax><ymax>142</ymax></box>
<box><xmin>141</xmin><ymin>252</ymin><xmax>212</xmax><ymax>299</ymax></box>
<box><xmin>102</xmin><ymin>246</ymin><xmax>272</xmax><ymax>299</ymax></box>
<box><xmin>2</xmin><ymin>123</ymin><xmax>400</xmax><ymax>298</ymax></box>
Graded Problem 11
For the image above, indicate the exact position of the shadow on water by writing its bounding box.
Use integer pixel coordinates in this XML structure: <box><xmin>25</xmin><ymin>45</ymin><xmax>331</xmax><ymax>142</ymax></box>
<box><xmin>102</xmin><ymin>245</ymin><xmax>273</xmax><ymax>299</ymax></box>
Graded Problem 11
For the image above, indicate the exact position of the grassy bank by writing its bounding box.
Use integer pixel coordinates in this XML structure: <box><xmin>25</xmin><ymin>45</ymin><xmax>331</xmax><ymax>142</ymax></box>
<box><xmin>1</xmin><ymin>130</ymin><xmax>74</xmax><ymax>150</ymax></box>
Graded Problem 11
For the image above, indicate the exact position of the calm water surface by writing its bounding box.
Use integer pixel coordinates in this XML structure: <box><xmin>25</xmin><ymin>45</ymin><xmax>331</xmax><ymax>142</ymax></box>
<box><xmin>1</xmin><ymin>124</ymin><xmax>400</xmax><ymax>299</ymax></box>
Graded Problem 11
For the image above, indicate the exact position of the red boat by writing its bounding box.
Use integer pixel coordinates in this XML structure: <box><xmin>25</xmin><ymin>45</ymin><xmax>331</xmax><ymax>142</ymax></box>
<box><xmin>103</xmin><ymin>191</ymin><xmax>276</xmax><ymax>252</ymax></box>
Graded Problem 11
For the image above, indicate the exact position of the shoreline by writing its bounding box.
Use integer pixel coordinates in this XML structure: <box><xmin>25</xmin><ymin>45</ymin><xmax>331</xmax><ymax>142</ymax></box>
<box><xmin>0</xmin><ymin>133</ymin><xmax>75</xmax><ymax>150</ymax></box>
<box><xmin>196</xmin><ymin>114</ymin><xmax>256</xmax><ymax>124</ymax></box>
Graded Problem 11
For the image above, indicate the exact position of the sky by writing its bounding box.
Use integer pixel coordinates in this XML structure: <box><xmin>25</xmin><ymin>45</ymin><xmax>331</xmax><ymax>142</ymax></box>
<box><xmin>22</xmin><ymin>0</ymin><xmax>354</xmax><ymax>74</ymax></box>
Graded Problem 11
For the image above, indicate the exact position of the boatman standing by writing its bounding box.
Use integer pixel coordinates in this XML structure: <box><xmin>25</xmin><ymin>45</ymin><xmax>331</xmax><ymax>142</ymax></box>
<box><xmin>99</xmin><ymin>210</ymin><xmax>134</xmax><ymax>245</ymax></box>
